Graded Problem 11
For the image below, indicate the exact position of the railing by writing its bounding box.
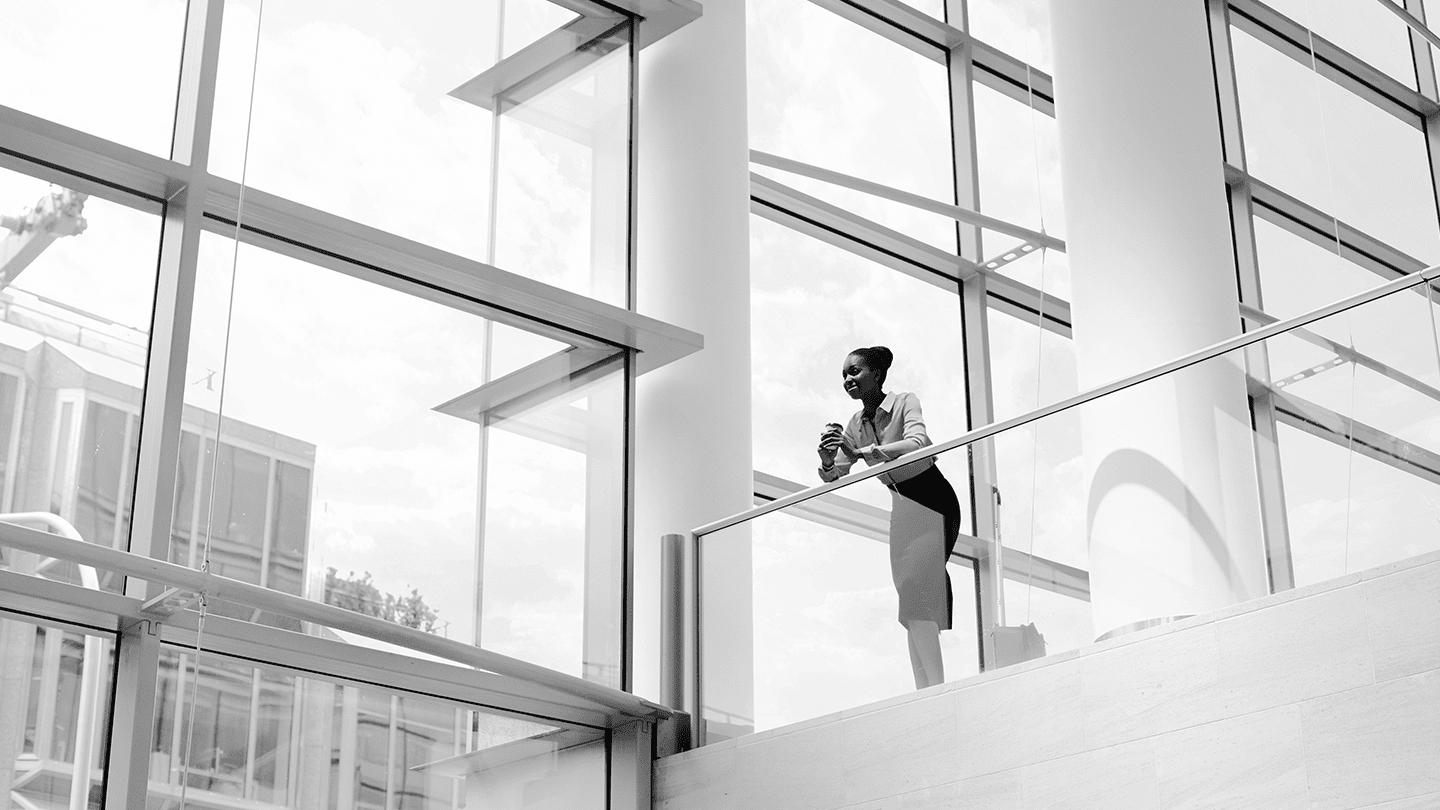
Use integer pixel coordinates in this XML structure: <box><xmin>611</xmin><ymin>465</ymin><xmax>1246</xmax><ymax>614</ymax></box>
<box><xmin>0</xmin><ymin>518</ymin><xmax>678</xmax><ymax>725</ymax></box>
<box><xmin>679</xmin><ymin>265</ymin><xmax>1440</xmax><ymax>743</ymax></box>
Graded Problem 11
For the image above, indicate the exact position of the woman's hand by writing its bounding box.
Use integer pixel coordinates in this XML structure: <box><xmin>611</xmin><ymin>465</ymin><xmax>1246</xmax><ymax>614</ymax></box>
<box><xmin>818</xmin><ymin>424</ymin><xmax>844</xmax><ymax>467</ymax></box>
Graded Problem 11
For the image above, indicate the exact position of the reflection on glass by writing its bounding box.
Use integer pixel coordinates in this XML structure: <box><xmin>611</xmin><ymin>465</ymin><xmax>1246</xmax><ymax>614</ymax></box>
<box><xmin>1231</xmin><ymin>27</ymin><xmax>1440</xmax><ymax>263</ymax></box>
<box><xmin>0</xmin><ymin>2</ymin><xmax>186</xmax><ymax>157</ymax></box>
<box><xmin>748</xmin><ymin>0</ymin><xmax>954</xmax><ymax>207</ymax></box>
<box><xmin>750</xmin><ymin>216</ymin><xmax>970</xmax><ymax>517</ymax></box>
<box><xmin>0</xmin><ymin>166</ymin><xmax>161</xmax><ymax>592</ymax></box>
<box><xmin>150</xmin><ymin>646</ymin><xmax>601</xmax><ymax>809</ymax></box>
<box><xmin>1263</xmin><ymin>0</ymin><xmax>1418</xmax><ymax>89</ymax></box>
<box><xmin>0</xmin><ymin>614</ymin><xmax>114</xmax><ymax>807</ymax></box>
<box><xmin>178</xmin><ymin>234</ymin><xmax>627</xmax><ymax>682</ymax></box>
<box><xmin>212</xmin><ymin>0</ymin><xmax>633</xmax><ymax>305</ymax></box>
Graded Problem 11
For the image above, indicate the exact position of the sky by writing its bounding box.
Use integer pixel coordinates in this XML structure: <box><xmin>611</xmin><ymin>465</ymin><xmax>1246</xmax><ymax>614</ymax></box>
<box><xmin>2</xmin><ymin>0</ymin><xmax>1440</xmax><ymax>736</ymax></box>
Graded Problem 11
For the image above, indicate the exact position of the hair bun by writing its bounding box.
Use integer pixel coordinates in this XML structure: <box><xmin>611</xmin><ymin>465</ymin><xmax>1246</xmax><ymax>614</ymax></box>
<box><xmin>847</xmin><ymin>345</ymin><xmax>895</xmax><ymax>377</ymax></box>
<box><xmin>868</xmin><ymin>346</ymin><xmax>893</xmax><ymax>371</ymax></box>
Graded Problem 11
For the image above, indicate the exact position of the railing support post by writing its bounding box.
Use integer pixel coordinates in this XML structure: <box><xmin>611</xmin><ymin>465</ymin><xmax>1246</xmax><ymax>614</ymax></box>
<box><xmin>659</xmin><ymin>532</ymin><xmax>697</xmax><ymax>752</ymax></box>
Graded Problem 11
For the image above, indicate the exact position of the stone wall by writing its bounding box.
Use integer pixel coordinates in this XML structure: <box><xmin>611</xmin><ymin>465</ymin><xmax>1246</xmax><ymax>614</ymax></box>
<box><xmin>655</xmin><ymin>550</ymin><xmax>1440</xmax><ymax>810</ymax></box>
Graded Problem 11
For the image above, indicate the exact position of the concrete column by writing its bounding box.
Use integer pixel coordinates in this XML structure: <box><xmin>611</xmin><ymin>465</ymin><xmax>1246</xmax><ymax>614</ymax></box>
<box><xmin>1049</xmin><ymin>0</ymin><xmax>1268</xmax><ymax>637</ymax></box>
<box><xmin>633</xmin><ymin>0</ymin><xmax>754</xmax><ymax>737</ymax></box>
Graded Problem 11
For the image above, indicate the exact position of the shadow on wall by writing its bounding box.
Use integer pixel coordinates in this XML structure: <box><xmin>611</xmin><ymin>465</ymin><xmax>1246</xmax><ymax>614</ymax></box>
<box><xmin>1086</xmin><ymin>447</ymin><xmax>1235</xmax><ymax>579</ymax></box>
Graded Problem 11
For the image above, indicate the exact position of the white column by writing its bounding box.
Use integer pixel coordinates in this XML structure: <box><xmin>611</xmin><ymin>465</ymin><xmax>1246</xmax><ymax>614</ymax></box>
<box><xmin>633</xmin><ymin>0</ymin><xmax>753</xmax><ymax>736</ymax></box>
<box><xmin>1050</xmin><ymin>0</ymin><xmax>1268</xmax><ymax>637</ymax></box>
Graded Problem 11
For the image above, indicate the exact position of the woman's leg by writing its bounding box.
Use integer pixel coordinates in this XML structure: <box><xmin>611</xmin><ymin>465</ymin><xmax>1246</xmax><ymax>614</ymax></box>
<box><xmin>905</xmin><ymin>620</ymin><xmax>944</xmax><ymax>689</ymax></box>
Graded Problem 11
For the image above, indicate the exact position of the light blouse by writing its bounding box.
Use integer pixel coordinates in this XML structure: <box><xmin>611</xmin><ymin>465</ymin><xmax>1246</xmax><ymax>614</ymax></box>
<box><xmin>818</xmin><ymin>391</ymin><xmax>936</xmax><ymax>487</ymax></box>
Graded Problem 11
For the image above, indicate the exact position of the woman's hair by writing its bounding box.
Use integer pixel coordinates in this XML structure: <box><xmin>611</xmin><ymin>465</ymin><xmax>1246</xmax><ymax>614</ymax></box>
<box><xmin>848</xmin><ymin>345</ymin><xmax>894</xmax><ymax>386</ymax></box>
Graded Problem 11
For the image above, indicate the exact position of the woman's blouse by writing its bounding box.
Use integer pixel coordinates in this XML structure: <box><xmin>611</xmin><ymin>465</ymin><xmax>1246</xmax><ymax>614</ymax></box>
<box><xmin>818</xmin><ymin>391</ymin><xmax>936</xmax><ymax>486</ymax></box>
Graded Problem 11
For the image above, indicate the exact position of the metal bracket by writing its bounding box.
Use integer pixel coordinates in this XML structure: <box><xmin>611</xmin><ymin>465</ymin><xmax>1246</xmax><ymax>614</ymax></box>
<box><xmin>139</xmin><ymin>586</ymin><xmax>202</xmax><ymax>617</ymax></box>
<box><xmin>1273</xmin><ymin>356</ymin><xmax>1348</xmax><ymax>389</ymax></box>
<box><xmin>980</xmin><ymin>240</ymin><xmax>1041</xmax><ymax>273</ymax></box>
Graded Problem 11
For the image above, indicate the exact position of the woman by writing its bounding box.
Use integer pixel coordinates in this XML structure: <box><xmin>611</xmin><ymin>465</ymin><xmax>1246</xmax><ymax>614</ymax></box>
<box><xmin>817</xmin><ymin>346</ymin><xmax>962</xmax><ymax>689</ymax></box>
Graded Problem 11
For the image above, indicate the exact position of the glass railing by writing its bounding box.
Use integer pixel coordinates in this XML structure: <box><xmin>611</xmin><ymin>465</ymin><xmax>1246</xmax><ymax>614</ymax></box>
<box><xmin>691</xmin><ymin>267</ymin><xmax>1440</xmax><ymax>741</ymax></box>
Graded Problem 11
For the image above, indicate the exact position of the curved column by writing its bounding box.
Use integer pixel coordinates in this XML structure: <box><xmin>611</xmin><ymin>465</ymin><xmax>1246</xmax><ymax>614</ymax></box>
<box><xmin>1049</xmin><ymin>0</ymin><xmax>1268</xmax><ymax>637</ymax></box>
<box><xmin>633</xmin><ymin>0</ymin><xmax>753</xmax><ymax>736</ymax></box>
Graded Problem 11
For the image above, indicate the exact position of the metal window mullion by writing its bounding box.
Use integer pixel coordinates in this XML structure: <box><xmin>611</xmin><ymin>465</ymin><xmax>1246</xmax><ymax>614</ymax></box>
<box><xmin>34</xmin><ymin>627</ymin><xmax>62</xmax><ymax>758</ymax></box>
<box><xmin>108</xmin><ymin>1</ymin><xmax>226</xmax><ymax>808</ymax></box>
<box><xmin>1406</xmin><ymin>0</ymin><xmax>1440</xmax><ymax>251</ymax></box>
<box><xmin>244</xmin><ymin>668</ymin><xmax>261</xmax><ymax>799</ymax></box>
<box><xmin>259</xmin><ymin>457</ymin><xmax>277</xmax><ymax>590</ymax></box>
<box><xmin>948</xmin><ymin>0</ymin><xmax>999</xmax><ymax>672</ymax></box>
<box><xmin>1210</xmin><ymin>0</ymin><xmax>1296</xmax><ymax>593</ymax></box>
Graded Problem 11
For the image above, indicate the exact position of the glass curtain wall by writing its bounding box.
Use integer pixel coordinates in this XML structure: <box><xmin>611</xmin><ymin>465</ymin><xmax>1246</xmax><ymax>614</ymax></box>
<box><xmin>0</xmin><ymin>0</ymin><xmax>656</xmax><ymax>807</ymax></box>
<box><xmin>745</xmin><ymin>0</ymin><xmax>1071</xmax><ymax>695</ymax></box>
<box><xmin>738</xmin><ymin>0</ymin><xmax>1440</xmax><ymax>738</ymax></box>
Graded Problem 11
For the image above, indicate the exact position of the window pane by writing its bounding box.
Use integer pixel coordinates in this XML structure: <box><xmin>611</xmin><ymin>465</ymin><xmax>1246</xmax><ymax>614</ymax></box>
<box><xmin>1263</xmin><ymin>0</ymin><xmax>1418</xmax><ymax>89</ymax></box>
<box><xmin>751</xmin><ymin>216</ymin><xmax>970</xmax><ymax>517</ymax></box>
<box><xmin>974</xmin><ymin>82</ymin><xmax>1068</xmax><ymax>295</ymax></box>
<box><xmin>987</xmin><ymin>307</ymin><xmax>1085</xmax><ymax>580</ymax></box>
<box><xmin>180</xmin><ymin>233</ymin><xmax>626</xmax><ymax>681</ymax></box>
<box><xmin>748</xmin><ymin>0</ymin><xmax>954</xmax><ymax>207</ymax></box>
<box><xmin>213</xmin><ymin>0</ymin><xmax>633</xmax><ymax>305</ymax></box>
<box><xmin>480</xmin><ymin>360</ymin><xmax>627</xmax><ymax>685</ymax></box>
<box><xmin>149</xmin><ymin>647</ymin><xmax>599</xmax><ymax>810</ymax></box>
<box><xmin>0</xmin><ymin>165</ymin><xmax>162</xmax><ymax>582</ymax></box>
<box><xmin>0</xmin><ymin>3</ymin><xmax>186</xmax><ymax>157</ymax></box>
<box><xmin>0</xmin><ymin>615</ymin><xmax>115</xmax><ymax>808</ymax></box>
<box><xmin>1278</xmin><ymin>422</ymin><xmax>1440</xmax><ymax>586</ymax></box>
<box><xmin>1231</xmin><ymin>27</ymin><xmax>1440</xmax><ymax>262</ymax></box>
<box><xmin>705</xmin><ymin>512</ymin><xmax>979</xmax><ymax>736</ymax></box>
<box><xmin>968</xmin><ymin>0</ymin><xmax>1054</xmax><ymax>73</ymax></box>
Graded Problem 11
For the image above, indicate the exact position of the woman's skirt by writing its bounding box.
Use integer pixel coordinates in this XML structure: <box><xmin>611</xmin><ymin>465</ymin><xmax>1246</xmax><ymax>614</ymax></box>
<box><xmin>887</xmin><ymin>465</ymin><xmax>962</xmax><ymax>629</ymax></box>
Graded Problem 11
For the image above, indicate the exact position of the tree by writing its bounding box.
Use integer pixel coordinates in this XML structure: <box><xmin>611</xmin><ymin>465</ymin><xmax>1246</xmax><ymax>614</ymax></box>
<box><xmin>323</xmin><ymin>568</ymin><xmax>442</xmax><ymax>634</ymax></box>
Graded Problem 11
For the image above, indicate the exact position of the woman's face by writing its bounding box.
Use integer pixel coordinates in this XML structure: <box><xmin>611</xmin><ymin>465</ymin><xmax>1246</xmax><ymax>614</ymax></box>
<box><xmin>841</xmin><ymin>354</ymin><xmax>882</xmax><ymax>401</ymax></box>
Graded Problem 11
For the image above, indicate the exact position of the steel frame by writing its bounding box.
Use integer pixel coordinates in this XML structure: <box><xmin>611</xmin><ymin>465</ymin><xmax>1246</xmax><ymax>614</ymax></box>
<box><xmin>0</xmin><ymin>0</ymin><xmax>702</xmax><ymax>805</ymax></box>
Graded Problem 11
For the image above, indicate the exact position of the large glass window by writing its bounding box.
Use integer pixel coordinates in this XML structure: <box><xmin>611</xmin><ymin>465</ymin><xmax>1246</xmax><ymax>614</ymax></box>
<box><xmin>1231</xmin><ymin>26</ymin><xmax>1440</xmax><ymax>263</ymax></box>
<box><xmin>0</xmin><ymin>3</ymin><xmax>187</xmax><ymax>157</ymax></box>
<box><xmin>179</xmin><ymin>232</ymin><xmax>626</xmax><ymax>682</ymax></box>
<box><xmin>748</xmin><ymin>0</ymin><xmax>954</xmax><ymax>224</ymax></box>
<box><xmin>750</xmin><ymin>216</ymin><xmax>970</xmax><ymax>514</ymax></box>
<box><xmin>212</xmin><ymin>0</ymin><xmax>634</xmax><ymax>305</ymax></box>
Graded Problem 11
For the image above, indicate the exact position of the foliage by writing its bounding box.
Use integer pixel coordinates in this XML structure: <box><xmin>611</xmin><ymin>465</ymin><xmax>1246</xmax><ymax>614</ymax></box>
<box><xmin>324</xmin><ymin>568</ymin><xmax>442</xmax><ymax>634</ymax></box>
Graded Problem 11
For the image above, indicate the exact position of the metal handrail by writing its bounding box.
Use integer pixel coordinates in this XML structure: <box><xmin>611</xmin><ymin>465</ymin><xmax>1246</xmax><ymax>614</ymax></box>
<box><xmin>0</xmin><ymin>512</ymin><xmax>104</xmax><ymax>810</ymax></box>
<box><xmin>691</xmin><ymin>264</ymin><xmax>1440</xmax><ymax>538</ymax></box>
<box><xmin>0</xmin><ymin>520</ymin><xmax>676</xmax><ymax>723</ymax></box>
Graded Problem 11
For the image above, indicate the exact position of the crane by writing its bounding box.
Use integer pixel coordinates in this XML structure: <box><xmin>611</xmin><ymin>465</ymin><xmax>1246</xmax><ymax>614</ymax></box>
<box><xmin>0</xmin><ymin>187</ymin><xmax>87</xmax><ymax>291</ymax></box>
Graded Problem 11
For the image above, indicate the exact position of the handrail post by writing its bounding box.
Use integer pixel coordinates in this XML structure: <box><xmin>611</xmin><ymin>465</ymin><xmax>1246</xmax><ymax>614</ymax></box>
<box><xmin>659</xmin><ymin>532</ymin><xmax>697</xmax><ymax>751</ymax></box>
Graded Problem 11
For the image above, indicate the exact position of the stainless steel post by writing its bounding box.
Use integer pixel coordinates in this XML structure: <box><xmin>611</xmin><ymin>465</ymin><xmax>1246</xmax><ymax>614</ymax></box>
<box><xmin>658</xmin><ymin>532</ymin><xmax>697</xmax><ymax>751</ymax></box>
